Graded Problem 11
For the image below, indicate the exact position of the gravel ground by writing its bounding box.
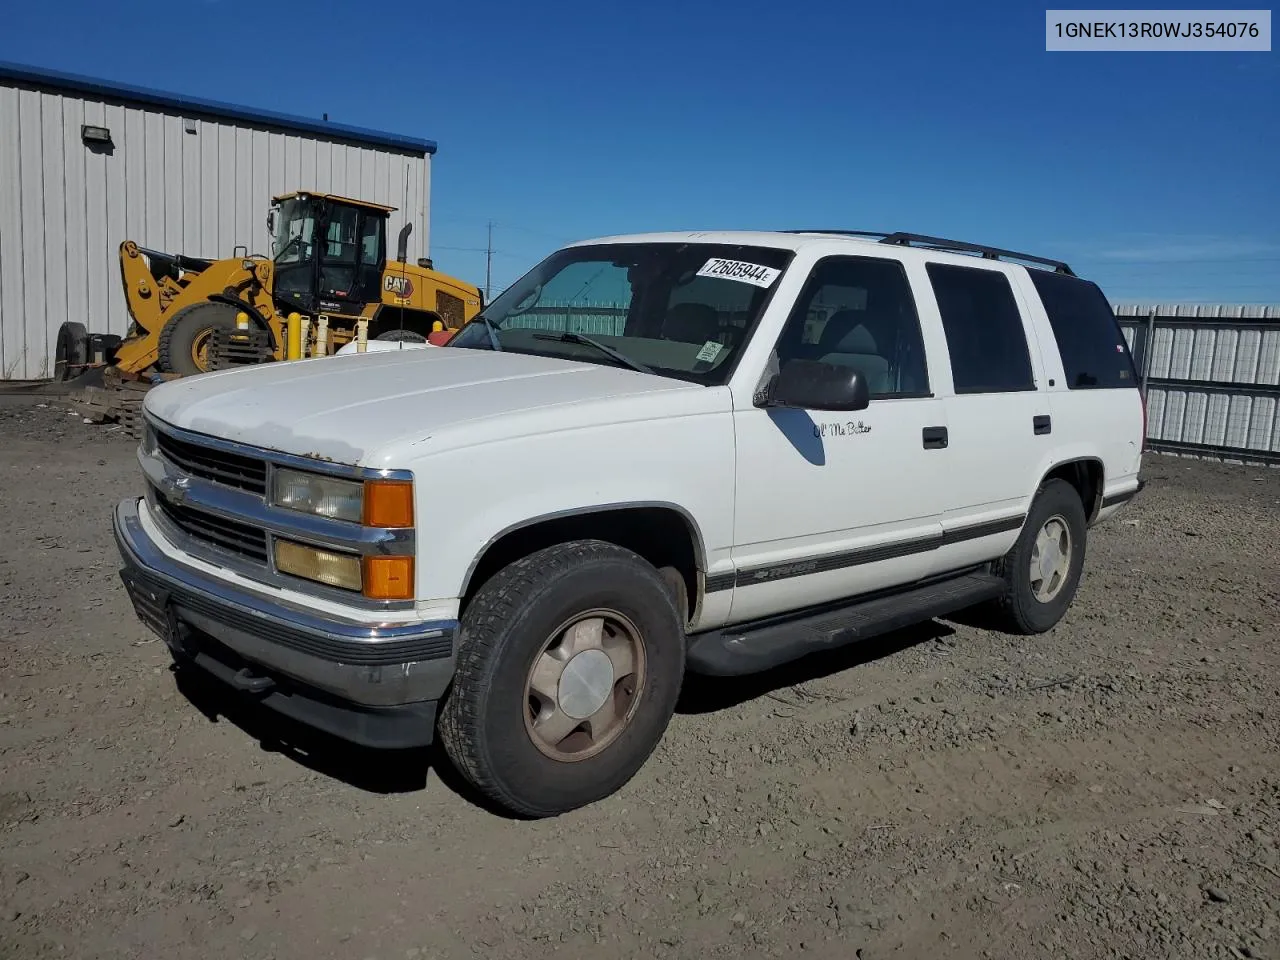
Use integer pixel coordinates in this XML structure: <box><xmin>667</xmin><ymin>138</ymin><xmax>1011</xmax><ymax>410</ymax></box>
<box><xmin>1</xmin><ymin>397</ymin><xmax>1278</xmax><ymax>960</ymax></box>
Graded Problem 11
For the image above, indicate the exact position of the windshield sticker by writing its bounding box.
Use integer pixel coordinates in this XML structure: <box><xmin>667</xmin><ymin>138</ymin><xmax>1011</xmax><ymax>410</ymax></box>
<box><xmin>696</xmin><ymin>258</ymin><xmax>781</xmax><ymax>288</ymax></box>
<box><xmin>695</xmin><ymin>340</ymin><xmax>724</xmax><ymax>364</ymax></box>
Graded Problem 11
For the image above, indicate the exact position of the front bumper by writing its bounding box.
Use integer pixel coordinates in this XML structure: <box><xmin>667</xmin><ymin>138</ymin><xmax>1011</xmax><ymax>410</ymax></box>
<box><xmin>113</xmin><ymin>497</ymin><xmax>456</xmax><ymax>748</ymax></box>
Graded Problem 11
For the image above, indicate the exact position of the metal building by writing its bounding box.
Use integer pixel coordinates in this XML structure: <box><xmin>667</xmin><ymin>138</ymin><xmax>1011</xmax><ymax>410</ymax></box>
<box><xmin>0</xmin><ymin>61</ymin><xmax>436</xmax><ymax>381</ymax></box>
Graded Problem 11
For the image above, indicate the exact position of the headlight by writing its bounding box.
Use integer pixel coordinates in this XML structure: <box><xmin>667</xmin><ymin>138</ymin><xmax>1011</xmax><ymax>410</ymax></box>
<box><xmin>272</xmin><ymin>469</ymin><xmax>414</xmax><ymax>527</ymax></box>
<box><xmin>140</xmin><ymin>422</ymin><xmax>158</xmax><ymax>457</ymax></box>
<box><xmin>273</xmin><ymin>468</ymin><xmax>363</xmax><ymax>522</ymax></box>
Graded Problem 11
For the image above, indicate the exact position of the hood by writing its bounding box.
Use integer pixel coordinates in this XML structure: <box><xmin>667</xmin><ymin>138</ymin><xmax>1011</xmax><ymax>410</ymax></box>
<box><xmin>143</xmin><ymin>347</ymin><xmax>701</xmax><ymax>467</ymax></box>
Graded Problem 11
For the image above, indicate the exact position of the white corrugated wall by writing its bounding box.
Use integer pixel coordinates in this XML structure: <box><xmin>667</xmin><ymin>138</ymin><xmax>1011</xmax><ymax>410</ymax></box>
<box><xmin>0</xmin><ymin>84</ymin><xmax>430</xmax><ymax>380</ymax></box>
<box><xmin>1114</xmin><ymin>303</ymin><xmax>1280</xmax><ymax>462</ymax></box>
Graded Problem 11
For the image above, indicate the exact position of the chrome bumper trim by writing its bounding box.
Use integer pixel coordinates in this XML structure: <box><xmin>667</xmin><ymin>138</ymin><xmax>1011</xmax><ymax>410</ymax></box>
<box><xmin>114</xmin><ymin>497</ymin><xmax>456</xmax><ymax>706</ymax></box>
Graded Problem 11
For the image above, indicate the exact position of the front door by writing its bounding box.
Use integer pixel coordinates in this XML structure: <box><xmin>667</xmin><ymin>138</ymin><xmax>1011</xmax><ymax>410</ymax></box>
<box><xmin>729</xmin><ymin>254</ymin><xmax>952</xmax><ymax>623</ymax></box>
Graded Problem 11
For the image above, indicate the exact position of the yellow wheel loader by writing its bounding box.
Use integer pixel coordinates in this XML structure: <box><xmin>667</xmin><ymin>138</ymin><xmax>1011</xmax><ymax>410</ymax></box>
<box><xmin>63</xmin><ymin>191</ymin><xmax>482</xmax><ymax>376</ymax></box>
<box><xmin>60</xmin><ymin>191</ymin><xmax>483</xmax><ymax>430</ymax></box>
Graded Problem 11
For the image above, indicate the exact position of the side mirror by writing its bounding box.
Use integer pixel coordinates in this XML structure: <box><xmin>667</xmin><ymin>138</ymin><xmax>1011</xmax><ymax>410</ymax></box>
<box><xmin>266</xmin><ymin>210</ymin><xmax>277</xmax><ymax>235</ymax></box>
<box><xmin>763</xmin><ymin>359</ymin><xmax>870</xmax><ymax>411</ymax></box>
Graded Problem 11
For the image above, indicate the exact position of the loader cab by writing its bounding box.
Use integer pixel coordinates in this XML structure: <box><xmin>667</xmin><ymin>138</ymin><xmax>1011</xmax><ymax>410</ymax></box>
<box><xmin>269</xmin><ymin>192</ymin><xmax>390</xmax><ymax>317</ymax></box>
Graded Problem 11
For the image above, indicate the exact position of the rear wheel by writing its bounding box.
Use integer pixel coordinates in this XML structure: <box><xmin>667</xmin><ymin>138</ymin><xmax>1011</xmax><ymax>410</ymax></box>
<box><xmin>157</xmin><ymin>302</ymin><xmax>243</xmax><ymax>376</ymax></box>
<box><xmin>992</xmin><ymin>478</ymin><xmax>1087</xmax><ymax>634</ymax></box>
<box><xmin>438</xmin><ymin>540</ymin><xmax>686</xmax><ymax>818</ymax></box>
<box><xmin>53</xmin><ymin>321</ymin><xmax>88</xmax><ymax>381</ymax></box>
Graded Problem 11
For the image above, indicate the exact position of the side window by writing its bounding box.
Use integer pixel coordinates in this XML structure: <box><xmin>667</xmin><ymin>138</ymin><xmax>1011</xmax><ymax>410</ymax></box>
<box><xmin>926</xmin><ymin>263</ymin><xmax>1035</xmax><ymax>394</ymax></box>
<box><xmin>1027</xmin><ymin>270</ymin><xmax>1138</xmax><ymax>389</ymax></box>
<box><xmin>358</xmin><ymin>216</ymin><xmax>381</xmax><ymax>266</ymax></box>
<box><xmin>322</xmin><ymin>207</ymin><xmax>360</xmax><ymax>263</ymax></box>
<box><xmin>774</xmin><ymin>256</ymin><xmax>929</xmax><ymax>398</ymax></box>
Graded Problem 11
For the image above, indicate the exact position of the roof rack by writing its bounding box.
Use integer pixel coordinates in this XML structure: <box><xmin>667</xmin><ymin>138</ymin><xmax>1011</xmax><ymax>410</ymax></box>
<box><xmin>781</xmin><ymin>229</ymin><xmax>1075</xmax><ymax>276</ymax></box>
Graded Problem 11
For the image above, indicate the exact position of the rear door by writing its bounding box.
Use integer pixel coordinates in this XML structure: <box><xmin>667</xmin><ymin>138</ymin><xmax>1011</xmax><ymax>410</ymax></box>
<box><xmin>916</xmin><ymin>260</ymin><xmax>1053</xmax><ymax>571</ymax></box>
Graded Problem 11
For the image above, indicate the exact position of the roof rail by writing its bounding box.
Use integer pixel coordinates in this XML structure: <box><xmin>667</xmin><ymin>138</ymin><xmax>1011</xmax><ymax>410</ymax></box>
<box><xmin>782</xmin><ymin>229</ymin><xmax>893</xmax><ymax>240</ymax></box>
<box><xmin>781</xmin><ymin>229</ymin><xmax>1075</xmax><ymax>276</ymax></box>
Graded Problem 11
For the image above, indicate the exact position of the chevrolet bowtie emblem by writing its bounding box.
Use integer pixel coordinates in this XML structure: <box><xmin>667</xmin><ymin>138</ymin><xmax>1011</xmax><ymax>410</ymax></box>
<box><xmin>164</xmin><ymin>476</ymin><xmax>190</xmax><ymax>503</ymax></box>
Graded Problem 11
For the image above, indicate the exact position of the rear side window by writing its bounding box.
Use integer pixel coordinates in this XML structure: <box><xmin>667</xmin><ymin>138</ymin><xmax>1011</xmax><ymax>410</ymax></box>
<box><xmin>926</xmin><ymin>263</ymin><xmax>1036</xmax><ymax>394</ymax></box>
<box><xmin>1028</xmin><ymin>271</ymin><xmax>1138</xmax><ymax>389</ymax></box>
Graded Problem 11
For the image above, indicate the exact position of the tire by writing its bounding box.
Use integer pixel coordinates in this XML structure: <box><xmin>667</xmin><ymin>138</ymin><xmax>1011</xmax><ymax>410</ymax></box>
<box><xmin>54</xmin><ymin>321</ymin><xmax>88</xmax><ymax>381</ymax></box>
<box><xmin>439</xmin><ymin>540</ymin><xmax>686</xmax><ymax>818</ymax></box>
<box><xmin>992</xmin><ymin>478</ymin><xmax>1087</xmax><ymax>634</ymax></box>
<box><xmin>157</xmin><ymin>302</ymin><xmax>242</xmax><ymax>376</ymax></box>
<box><xmin>375</xmin><ymin>328</ymin><xmax>426</xmax><ymax>343</ymax></box>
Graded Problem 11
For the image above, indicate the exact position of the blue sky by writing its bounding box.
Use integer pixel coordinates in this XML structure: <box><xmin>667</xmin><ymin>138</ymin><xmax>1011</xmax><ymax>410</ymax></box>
<box><xmin>3</xmin><ymin>0</ymin><xmax>1277</xmax><ymax>303</ymax></box>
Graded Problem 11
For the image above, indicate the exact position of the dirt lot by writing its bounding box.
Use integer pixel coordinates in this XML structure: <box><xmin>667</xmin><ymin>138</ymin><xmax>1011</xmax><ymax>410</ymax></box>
<box><xmin>1</xmin><ymin>397</ymin><xmax>1278</xmax><ymax>960</ymax></box>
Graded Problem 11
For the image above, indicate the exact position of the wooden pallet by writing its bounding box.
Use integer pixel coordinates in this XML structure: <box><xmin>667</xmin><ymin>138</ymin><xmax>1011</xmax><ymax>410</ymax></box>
<box><xmin>61</xmin><ymin>370</ymin><xmax>152</xmax><ymax>440</ymax></box>
<box><xmin>209</xmin><ymin>328</ymin><xmax>273</xmax><ymax>369</ymax></box>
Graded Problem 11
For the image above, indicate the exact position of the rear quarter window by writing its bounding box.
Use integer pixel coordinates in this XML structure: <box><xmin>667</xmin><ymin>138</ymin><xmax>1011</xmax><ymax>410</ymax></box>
<box><xmin>1028</xmin><ymin>271</ymin><xmax>1138</xmax><ymax>389</ymax></box>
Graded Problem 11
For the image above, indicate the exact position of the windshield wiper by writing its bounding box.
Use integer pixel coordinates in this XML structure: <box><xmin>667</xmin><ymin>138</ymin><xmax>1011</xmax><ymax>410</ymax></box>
<box><xmin>532</xmin><ymin>332</ymin><xmax>653</xmax><ymax>374</ymax></box>
<box><xmin>471</xmin><ymin>314</ymin><xmax>503</xmax><ymax>351</ymax></box>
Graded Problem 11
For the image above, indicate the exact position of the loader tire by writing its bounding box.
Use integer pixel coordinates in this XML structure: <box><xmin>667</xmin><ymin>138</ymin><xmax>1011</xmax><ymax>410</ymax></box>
<box><xmin>54</xmin><ymin>321</ymin><xmax>88</xmax><ymax>381</ymax></box>
<box><xmin>375</xmin><ymin>328</ymin><xmax>427</xmax><ymax>343</ymax></box>
<box><xmin>157</xmin><ymin>302</ymin><xmax>242</xmax><ymax>376</ymax></box>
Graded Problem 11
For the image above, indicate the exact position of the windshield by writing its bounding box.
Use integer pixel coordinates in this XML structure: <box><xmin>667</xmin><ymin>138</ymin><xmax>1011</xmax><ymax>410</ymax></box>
<box><xmin>447</xmin><ymin>241</ymin><xmax>794</xmax><ymax>384</ymax></box>
<box><xmin>272</xmin><ymin>198</ymin><xmax>316</xmax><ymax>263</ymax></box>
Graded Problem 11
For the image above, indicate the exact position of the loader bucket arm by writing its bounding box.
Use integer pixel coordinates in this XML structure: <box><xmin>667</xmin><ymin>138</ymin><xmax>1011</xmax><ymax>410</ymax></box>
<box><xmin>116</xmin><ymin>240</ymin><xmax>168</xmax><ymax>337</ymax></box>
<box><xmin>109</xmin><ymin>246</ymin><xmax>276</xmax><ymax>377</ymax></box>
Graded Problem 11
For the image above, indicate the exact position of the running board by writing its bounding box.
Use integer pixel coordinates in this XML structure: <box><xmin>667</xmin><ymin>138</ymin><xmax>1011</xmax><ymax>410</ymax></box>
<box><xmin>686</xmin><ymin>570</ymin><xmax>1004</xmax><ymax>676</ymax></box>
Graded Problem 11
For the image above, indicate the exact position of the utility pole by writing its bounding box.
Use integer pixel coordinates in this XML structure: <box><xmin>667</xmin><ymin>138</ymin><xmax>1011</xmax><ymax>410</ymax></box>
<box><xmin>485</xmin><ymin>221</ymin><xmax>493</xmax><ymax>302</ymax></box>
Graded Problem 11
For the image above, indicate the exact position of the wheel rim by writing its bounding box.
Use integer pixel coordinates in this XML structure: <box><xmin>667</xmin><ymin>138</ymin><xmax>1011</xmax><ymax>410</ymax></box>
<box><xmin>523</xmin><ymin>609</ymin><xmax>646</xmax><ymax>763</ymax></box>
<box><xmin>1029</xmin><ymin>514</ymin><xmax>1072</xmax><ymax>602</ymax></box>
<box><xmin>190</xmin><ymin>328</ymin><xmax>214</xmax><ymax>370</ymax></box>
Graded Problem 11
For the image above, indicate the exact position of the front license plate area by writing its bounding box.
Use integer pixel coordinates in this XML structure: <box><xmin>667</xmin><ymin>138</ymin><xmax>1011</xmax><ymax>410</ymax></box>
<box><xmin>119</xmin><ymin>569</ymin><xmax>176</xmax><ymax>645</ymax></box>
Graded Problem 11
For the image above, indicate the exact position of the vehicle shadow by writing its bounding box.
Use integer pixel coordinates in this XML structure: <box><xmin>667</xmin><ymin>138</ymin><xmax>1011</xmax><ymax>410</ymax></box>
<box><xmin>676</xmin><ymin>619</ymin><xmax>956</xmax><ymax>715</ymax></box>
<box><xmin>168</xmin><ymin>617</ymin><xmax>957</xmax><ymax>814</ymax></box>
<box><xmin>170</xmin><ymin>666</ymin><xmax>502</xmax><ymax>812</ymax></box>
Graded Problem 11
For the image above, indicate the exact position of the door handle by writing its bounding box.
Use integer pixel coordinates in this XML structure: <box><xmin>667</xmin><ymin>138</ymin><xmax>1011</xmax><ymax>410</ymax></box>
<box><xmin>1033</xmin><ymin>415</ymin><xmax>1052</xmax><ymax>435</ymax></box>
<box><xmin>922</xmin><ymin>426</ymin><xmax>948</xmax><ymax>449</ymax></box>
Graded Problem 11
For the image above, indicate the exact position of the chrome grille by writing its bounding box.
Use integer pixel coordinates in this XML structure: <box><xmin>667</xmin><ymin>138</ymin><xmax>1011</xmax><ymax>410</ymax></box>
<box><xmin>154</xmin><ymin>429</ymin><xmax>268</xmax><ymax>495</ymax></box>
<box><xmin>152</xmin><ymin>490</ymin><xmax>269</xmax><ymax>564</ymax></box>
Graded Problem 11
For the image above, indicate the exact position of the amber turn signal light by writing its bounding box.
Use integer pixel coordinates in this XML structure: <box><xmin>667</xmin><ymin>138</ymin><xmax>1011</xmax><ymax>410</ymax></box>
<box><xmin>362</xmin><ymin>555</ymin><xmax>414</xmax><ymax>601</ymax></box>
<box><xmin>363</xmin><ymin>479</ymin><xmax>414</xmax><ymax>528</ymax></box>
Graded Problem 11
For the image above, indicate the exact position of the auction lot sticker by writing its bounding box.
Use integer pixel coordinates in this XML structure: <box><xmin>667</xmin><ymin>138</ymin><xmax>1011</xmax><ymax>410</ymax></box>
<box><xmin>697</xmin><ymin>258</ymin><xmax>782</xmax><ymax>287</ymax></box>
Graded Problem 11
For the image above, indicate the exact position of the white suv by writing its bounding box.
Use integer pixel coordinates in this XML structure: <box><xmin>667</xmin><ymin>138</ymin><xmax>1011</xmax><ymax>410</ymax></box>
<box><xmin>113</xmin><ymin>229</ymin><xmax>1146</xmax><ymax>817</ymax></box>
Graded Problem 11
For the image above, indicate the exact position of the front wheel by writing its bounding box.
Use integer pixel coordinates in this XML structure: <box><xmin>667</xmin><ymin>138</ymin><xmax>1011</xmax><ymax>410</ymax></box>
<box><xmin>992</xmin><ymin>478</ymin><xmax>1088</xmax><ymax>634</ymax></box>
<box><xmin>157</xmin><ymin>301</ymin><xmax>243</xmax><ymax>376</ymax></box>
<box><xmin>438</xmin><ymin>540</ymin><xmax>686</xmax><ymax>818</ymax></box>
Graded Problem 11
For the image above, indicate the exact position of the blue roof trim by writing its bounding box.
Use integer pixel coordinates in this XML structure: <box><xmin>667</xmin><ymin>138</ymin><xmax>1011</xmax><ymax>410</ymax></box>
<box><xmin>0</xmin><ymin>61</ymin><xmax>437</xmax><ymax>156</ymax></box>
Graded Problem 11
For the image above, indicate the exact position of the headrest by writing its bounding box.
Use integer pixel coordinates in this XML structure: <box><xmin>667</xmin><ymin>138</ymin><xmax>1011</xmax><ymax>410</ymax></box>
<box><xmin>662</xmin><ymin>302</ymin><xmax>720</xmax><ymax>343</ymax></box>
<box><xmin>819</xmin><ymin>310</ymin><xmax>877</xmax><ymax>354</ymax></box>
